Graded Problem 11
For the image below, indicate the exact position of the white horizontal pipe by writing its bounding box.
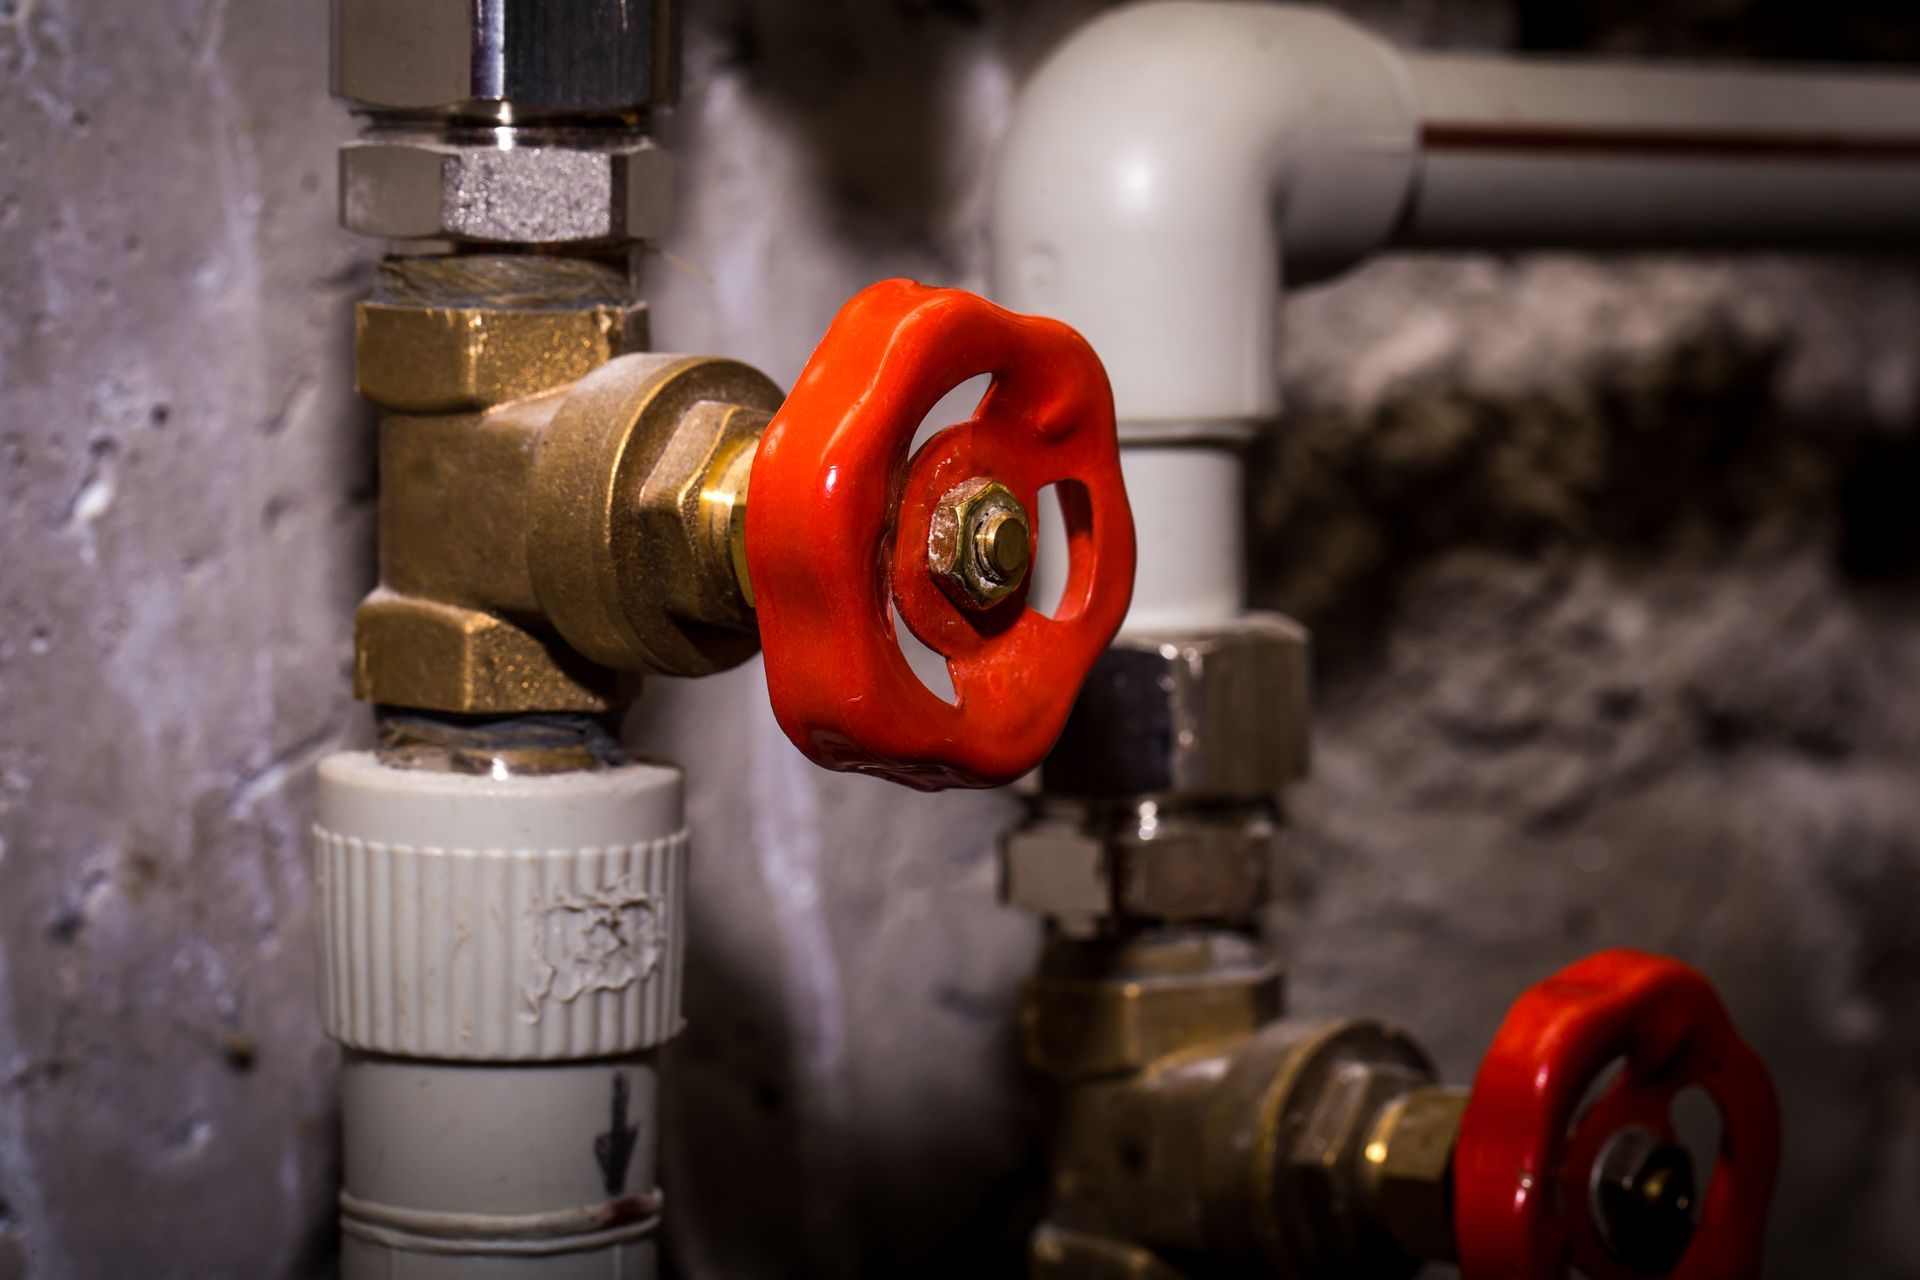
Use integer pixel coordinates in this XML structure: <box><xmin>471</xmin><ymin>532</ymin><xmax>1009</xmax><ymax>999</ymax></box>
<box><xmin>1402</xmin><ymin>53</ymin><xmax>1920</xmax><ymax>248</ymax></box>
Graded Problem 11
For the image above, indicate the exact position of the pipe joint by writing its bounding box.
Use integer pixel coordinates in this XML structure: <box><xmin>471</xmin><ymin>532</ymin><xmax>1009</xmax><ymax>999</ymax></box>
<box><xmin>991</xmin><ymin>2</ymin><xmax>1419</xmax><ymax>432</ymax></box>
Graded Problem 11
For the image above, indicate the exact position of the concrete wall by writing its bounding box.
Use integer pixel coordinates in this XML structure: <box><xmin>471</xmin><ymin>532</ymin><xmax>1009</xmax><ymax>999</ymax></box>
<box><xmin>2</xmin><ymin>0</ymin><xmax>1918</xmax><ymax>1277</ymax></box>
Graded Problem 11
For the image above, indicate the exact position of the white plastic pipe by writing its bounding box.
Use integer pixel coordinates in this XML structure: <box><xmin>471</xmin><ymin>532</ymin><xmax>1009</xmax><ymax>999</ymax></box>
<box><xmin>995</xmin><ymin>1</ymin><xmax>1920</xmax><ymax>435</ymax></box>
<box><xmin>1034</xmin><ymin>446</ymin><xmax>1246</xmax><ymax>632</ymax></box>
<box><xmin>315</xmin><ymin>752</ymin><xmax>687</xmax><ymax>1278</ymax></box>
<box><xmin>1402</xmin><ymin>53</ymin><xmax>1920</xmax><ymax>249</ymax></box>
<box><xmin>992</xmin><ymin>3</ymin><xmax>1418</xmax><ymax>437</ymax></box>
<box><xmin>992</xmin><ymin>1</ymin><xmax>1920</xmax><ymax>630</ymax></box>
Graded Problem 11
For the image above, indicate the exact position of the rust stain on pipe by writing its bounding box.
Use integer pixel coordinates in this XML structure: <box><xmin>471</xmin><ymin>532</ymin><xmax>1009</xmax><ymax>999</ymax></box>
<box><xmin>1422</xmin><ymin>121</ymin><xmax>1920</xmax><ymax>163</ymax></box>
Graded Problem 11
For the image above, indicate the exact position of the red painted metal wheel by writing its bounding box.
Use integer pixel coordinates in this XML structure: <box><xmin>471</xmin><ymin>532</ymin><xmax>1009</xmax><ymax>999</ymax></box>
<box><xmin>1455</xmin><ymin>948</ymin><xmax>1780</xmax><ymax>1280</ymax></box>
<box><xmin>745</xmin><ymin>279</ymin><xmax>1135</xmax><ymax>790</ymax></box>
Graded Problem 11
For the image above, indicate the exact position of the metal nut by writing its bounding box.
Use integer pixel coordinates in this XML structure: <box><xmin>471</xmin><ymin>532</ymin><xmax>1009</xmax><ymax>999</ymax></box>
<box><xmin>637</xmin><ymin>399</ymin><xmax>767</xmax><ymax>633</ymax></box>
<box><xmin>928</xmin><ymin>477</ymin><xmax>1031</xmax><ymax>610</ymax></box>
<box><xmin>1001</xmin><ymin>802</ymin><xmax>1279</xmax><ymax>926</ymax></box>
<box><xmin>333</xmin><ymin>0</ymin><xmax>675</xmax><ymax>115</ymax></box>
<box><xmin>1021</xmin><ymin>935</ymin><xmax>1281</xmax><ymax>1080</ymax></box>
<box><xmin>340</xmin><ymin>137</ymin><xmax>673</xmax><ymax>244</ymax></box>
<box><xmin>1043</xmin><ymin>613</ymin><xmax>1311</xmax><ymax>802</ymax></box>
<box><xmin>1273</xmin><ymin>1031</ymin><xmax>1437</xmax><ymax>1274</ymax></box>
<box><xmin>1592</xmin><ymin>1128</ymin><xmax>1698</xmax><ymax>1276</ymax></box>
<box><xmin>528</xmin><ymin>353</ymin><xmax>784</xmax><ymax>678</ymax></box>
<box><xmin>1360</xmin><ymin>1086</ymin><xmax>1469</xmax><ymax>1264</ymax></box>
<box><xmin>353</xmin><ymin>589</ymin><xmax>617</xmax><ymax>715</ymax></box>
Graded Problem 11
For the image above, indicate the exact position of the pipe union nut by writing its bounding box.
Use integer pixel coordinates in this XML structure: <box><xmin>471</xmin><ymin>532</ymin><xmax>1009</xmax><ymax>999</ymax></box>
<box><xmin>1042</xmin><ymin>614</ymin><xmax>1311</xmax><ymax>802</ymax></box>
<box><xmin>334</xmin><ymin>0</ymin><xmax>675</xmax><ymax>115</ymax></box>
<box><xmin>340</xmin><ymin>137</ymin><xmax>673</xmax><ymax>245</ymax></box>
<box><xmin>1001</xmin><ymin>803</ymin><xmax>1279</xmax><ymax>926</ymax></box>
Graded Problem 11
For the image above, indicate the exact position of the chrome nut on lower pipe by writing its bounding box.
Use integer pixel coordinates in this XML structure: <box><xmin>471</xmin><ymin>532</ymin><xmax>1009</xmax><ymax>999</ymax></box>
<box><xmin>1041</xmin><ymin>614</ymin><xmax>1312</xmax><ymax>802</ymax></box>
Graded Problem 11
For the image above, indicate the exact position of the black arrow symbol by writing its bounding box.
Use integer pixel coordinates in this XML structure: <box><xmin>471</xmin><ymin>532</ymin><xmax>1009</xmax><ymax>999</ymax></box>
<box><xmin>594</xmin><ymin>1072</ymin><xmax>640</xmax><ymax>1196</ymax></box>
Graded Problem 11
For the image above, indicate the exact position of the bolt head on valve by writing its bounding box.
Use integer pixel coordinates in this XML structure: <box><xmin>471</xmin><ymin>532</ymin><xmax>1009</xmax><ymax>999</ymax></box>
<box><xmin>1592</xmin><ymin>1129</ymin><xmax>1698</xmax><ymax>1277</ymax></box>
<box><xmin>930</xmin><ymin>478</ymin><xmax>1032</xmax><ymax>610</ymax></box>
<box><xmin>745</xmin><ymin>279</ymin><xmax>1136</xmax><ymax>790</ymax></box>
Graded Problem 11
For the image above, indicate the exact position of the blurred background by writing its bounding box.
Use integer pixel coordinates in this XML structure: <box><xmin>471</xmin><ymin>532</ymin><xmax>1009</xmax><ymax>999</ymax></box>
<box><xmin>2</xmin><ymin>0</ymin><xmax>1918</xmax><ymax>1276</ymax></box>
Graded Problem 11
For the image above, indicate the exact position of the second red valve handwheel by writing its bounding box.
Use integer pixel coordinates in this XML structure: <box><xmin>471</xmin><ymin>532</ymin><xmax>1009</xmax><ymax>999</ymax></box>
<box><xmin>1455</xmin><ymin>949</ymin><xmax>1781</xmax><ymax>1280</ymax></box>
<box><xmin>745</xmin><ymin>279</ymin><xmax>1135</xmax><ymax>790</ymax></box>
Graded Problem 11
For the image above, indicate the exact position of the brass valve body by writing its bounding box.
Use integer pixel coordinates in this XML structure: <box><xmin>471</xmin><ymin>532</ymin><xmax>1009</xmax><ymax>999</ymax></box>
<box><xmin>352</xmin><ymin>257</ymin><xmax>781</xmax><ymax>715</ymax></box>
<box><xmin>1023</xmin><ymin>933</ymin><xmax>1463</xmax><ymax>1280</ymax></box>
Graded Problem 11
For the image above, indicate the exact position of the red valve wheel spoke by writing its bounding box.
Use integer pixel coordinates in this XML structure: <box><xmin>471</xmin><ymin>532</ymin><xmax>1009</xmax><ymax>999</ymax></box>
<box><xmin>746</xmin><ymin>279</ymin><xmax>1135</xmax><ymax>790</ymax></box>
<box><xmin>1455</xmin><ymin>949</ymin><xmax>1781</xmax><ymax>1280</ymax></box>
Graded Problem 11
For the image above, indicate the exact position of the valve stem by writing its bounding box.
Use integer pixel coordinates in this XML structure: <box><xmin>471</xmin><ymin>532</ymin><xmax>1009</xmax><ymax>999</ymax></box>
<box><xmin>1592</xmin><ymin>1128</ymin><xmax>1698</xmax><ymax>1276</ymax></box>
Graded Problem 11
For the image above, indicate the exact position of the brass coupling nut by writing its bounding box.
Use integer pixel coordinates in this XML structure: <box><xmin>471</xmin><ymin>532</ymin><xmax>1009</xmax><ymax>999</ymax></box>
<box><xmin>527</xmin><ymin>353</ymin><xmax>781</xmax><ymax>678</ymax></box>
<box><xmin>1021</xmin><ymin>933</ymin><xmax>1282</xmax><ymax>1080</ymax></box>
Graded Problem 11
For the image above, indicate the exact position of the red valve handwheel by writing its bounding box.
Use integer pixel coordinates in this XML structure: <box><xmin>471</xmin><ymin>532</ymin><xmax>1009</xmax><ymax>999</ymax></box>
<box><xmin>745</xmin><ymin>279</ymin><xmax>1135</xmax><ymax>791</ymax></box>
<box><xmin>1455</xmin><ymin>949</ymin><xmax>1781</xmax><ymax>1280</ymax></box>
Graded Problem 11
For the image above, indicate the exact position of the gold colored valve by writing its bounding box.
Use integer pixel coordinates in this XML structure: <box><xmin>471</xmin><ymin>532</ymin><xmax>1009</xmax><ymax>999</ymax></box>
<box><xmin>349</xmin><ymin>257</ymin><xmax>783</xmax><ymax>716</ymax></box>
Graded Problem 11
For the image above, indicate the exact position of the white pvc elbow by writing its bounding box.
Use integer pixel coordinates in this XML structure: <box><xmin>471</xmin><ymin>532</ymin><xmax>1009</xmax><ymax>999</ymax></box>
<box><xmin>990</xmin><ymin>2</ymin><xmax>1420</xmax><ymax>438</ymax></box>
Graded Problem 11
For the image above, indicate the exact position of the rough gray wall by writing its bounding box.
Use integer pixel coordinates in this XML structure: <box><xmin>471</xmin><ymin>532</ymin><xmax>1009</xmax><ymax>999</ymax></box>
<box><xmin>0</xmin><ymin>0</ymin><xmax>365</xmax><ymax>1275</ymax></box>
<box><xmin>3</xmin><ymin>0</ymin><xmax>1919</xmax><ymax>1278</ymax></box>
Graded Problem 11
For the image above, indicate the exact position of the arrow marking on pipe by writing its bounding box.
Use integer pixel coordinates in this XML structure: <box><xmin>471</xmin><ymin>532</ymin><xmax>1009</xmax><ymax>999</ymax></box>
<box><xmin>594</xmin><ymin>1073</ymin><xmax>640</xmax><ymax>1196</ymax></box>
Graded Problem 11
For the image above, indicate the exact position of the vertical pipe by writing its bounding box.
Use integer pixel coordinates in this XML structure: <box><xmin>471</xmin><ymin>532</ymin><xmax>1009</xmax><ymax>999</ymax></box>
<box><xmin>315</xmin><ymin>751</ymin><xmax>687</xmax><ymax>1278</ymax></box>
<box><xmin>1033</xmin><ymin>445</ymin><xmax>1247</xmax><ymax>633</ymax></box>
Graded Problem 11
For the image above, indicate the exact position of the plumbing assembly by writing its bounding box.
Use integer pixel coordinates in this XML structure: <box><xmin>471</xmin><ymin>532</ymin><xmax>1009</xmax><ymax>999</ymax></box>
<box><xmin>312</xmin><ymin>1</ymin><xmax>1920</xmax><ymax>1277</ymax></box>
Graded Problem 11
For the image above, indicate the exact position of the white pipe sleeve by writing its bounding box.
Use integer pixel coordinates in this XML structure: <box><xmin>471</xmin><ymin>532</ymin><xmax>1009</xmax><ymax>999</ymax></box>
<box><xmin>314</xmin><ymin>751</ymin><xmax>686</xmax><ymax>1277</ymax></box>
<box><xmin>1035</xmin><ymin>446</ymin><xmax>1246</xmax><ymax>634</ymax></box>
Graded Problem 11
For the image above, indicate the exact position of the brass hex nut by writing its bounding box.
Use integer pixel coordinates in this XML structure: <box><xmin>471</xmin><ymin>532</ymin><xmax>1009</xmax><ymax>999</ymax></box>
<box><xmin>1021</xmin><ymin>957</ymin><xmax>1281</xmax><ymax>1080</ymax></box>
<box><xmin>636</xmin><ymin>399</ymin><xmax>768</xmax><ymax>633</ymax></box>
<box><xmin>353</xmin><ymin>589</ymin><xmax>617</xmax><ymax>715</ymax></box>
<box><xmin>340</xmin><ymin>137</ymin><xmax>673</xmax><ymax>245</ymax></box>
<box><xmin>1001</xmin><ymin>806</ymin><xmax>1279</xmax><ymax>926</ymax></box>
<box><xmin>1359</xmin><ymin>1087</ymin><xmax>1469</xmax><ymax>1264</ymax></box>
<box><xmin>356</xmin><ymin>299</ymin><xmax>648</xmax><ymax>414</ymax></box>
<box><xmin>928</xmin><ymin>477</ymin><xmax>1030</xmax><ymax>610</ymax></box>
<box><xmin>528</xmin><ymin>353</ymin><xmax>784</xmax><ymax>678</ymax></box>
<box><xmin>1276</xmin><ymin>1032</ymin><xmax>1437</xmax><ymax>1273</ymax></box>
